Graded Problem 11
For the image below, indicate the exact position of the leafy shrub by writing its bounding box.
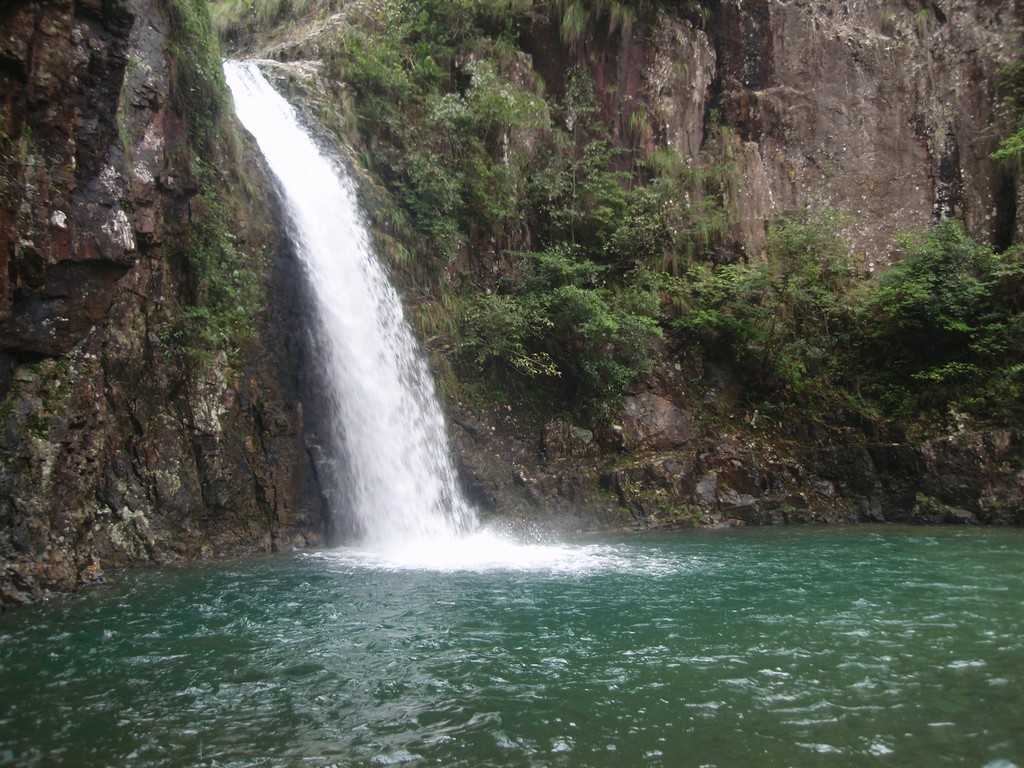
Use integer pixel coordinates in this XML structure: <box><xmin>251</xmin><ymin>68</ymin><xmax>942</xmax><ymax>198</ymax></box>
<box><xmin>458</xmin><ymin>293</ymin><xmax>559</xmax><ymax>379</ymax></box>
<box><xmin>457</xmin><ymin>247</ymin><xmax>661</xmax><ymax>416</ymax></box>
<box><xmin>319</xmin><ymin>0</ymin><xmax>550</xmax><ymax>271</ymax></box>
<box><xmin>550</xmin><ymin>0</ymin><xmax>701</xmax><ymax>45</ymax></box>
<box><xmin>993</xmin><ymin>58</ymin><xmax>1024</xmax><ymax>169</ymax></box>
<box><xmin>672</xmin><ymin>211</ymin><xmax>856</xmax><ymax>399</ymax></box>
<box><xmin>862</xmin><ymin>220</ymin><xmax>1024</xmax><ymax>418</ymax></box>
<box><xmin>167</xmin><ymin>166</ymin><xmax>265</xmax><ymax>365</ymax></box>
<box><xmin>603</xmin><ymin>149</ymin><xmax>733</xmax><ymax>272</ymax></box>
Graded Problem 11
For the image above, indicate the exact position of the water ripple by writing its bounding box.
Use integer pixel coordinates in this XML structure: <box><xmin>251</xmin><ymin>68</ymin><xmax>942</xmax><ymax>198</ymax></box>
<box><xmin>0</xmin><ymin>526</ymin><xmax>1022</xmax><ymax>767</ymax></box>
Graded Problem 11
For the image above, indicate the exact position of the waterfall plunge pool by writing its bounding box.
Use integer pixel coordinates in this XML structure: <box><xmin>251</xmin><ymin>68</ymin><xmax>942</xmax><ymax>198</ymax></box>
<box><xmin>1</xmin><ymin>525</ymin><xmax>1022</xmax><ymax>767</ymax></box>
<box><xmin>8</xmin><ymin>67</ymin><xmax>1016</xmax><ymax>768</ymax></box>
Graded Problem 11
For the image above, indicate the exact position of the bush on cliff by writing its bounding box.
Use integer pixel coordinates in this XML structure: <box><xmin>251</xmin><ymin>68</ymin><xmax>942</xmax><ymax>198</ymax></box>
<box><xmin>671</xmin><ymin>216</ymin><xmax>1024</xmax><ymax>426</ymax></box>
<box><xmin>671</xmin><ymin>211</ymin><xmax>856</xmax><ymax>403</ymax></box>
<box><xmin>862</xmin><ymin>221</ymin><xmax>1024</xmax><ymax>420</ymax></box>
<box><xmin>458</xmin><ymin>245</ymin><xmax>662</xmax><ymax>417</ymax></box>
<box><xmin>993</xmin><ymin>57</ymin><xmax>1024</xmax><ymax>170</ymax></box>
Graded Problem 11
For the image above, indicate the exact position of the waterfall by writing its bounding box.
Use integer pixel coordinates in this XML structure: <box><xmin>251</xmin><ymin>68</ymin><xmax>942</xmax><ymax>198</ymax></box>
<box><xmin>224</xmin><ymin>61</ymin><xmax>477</xmax><ymax>547</ymax></box>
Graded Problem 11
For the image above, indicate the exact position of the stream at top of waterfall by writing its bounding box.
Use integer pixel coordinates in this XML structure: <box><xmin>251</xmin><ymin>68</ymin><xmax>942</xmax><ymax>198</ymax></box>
<box><xmin>1</xmin><ymin>525</ymin><xmax>1022</xmax><ymax>767</ymax></box>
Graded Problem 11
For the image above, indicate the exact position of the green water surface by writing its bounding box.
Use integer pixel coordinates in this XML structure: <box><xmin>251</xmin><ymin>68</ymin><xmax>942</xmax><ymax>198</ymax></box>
<box><xmin>1</xmin><ymin>526</ymin><xmax>1022</xmax><ymax>767</ymax></box>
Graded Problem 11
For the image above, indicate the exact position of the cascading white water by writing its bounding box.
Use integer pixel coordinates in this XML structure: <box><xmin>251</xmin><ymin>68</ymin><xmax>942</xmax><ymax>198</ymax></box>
<box><xmin>224</xmin><ymin>61</ymin><xmax>477</xmax><ymax>547</ymax></box>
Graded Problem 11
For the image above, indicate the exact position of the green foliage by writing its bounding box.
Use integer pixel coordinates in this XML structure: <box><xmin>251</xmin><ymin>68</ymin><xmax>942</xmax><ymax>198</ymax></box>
<box><xmin>666</xmin><ymin>213</ymin><xmax>1022</xmax><ymax>425</ymax></box>
<box><xmin>993</xmin><ymin>58</ymin><xmax>1024</xmax><ymax>170</ymax></box>
<box><xmin>671</xmin><ymin>211</ymin><xmax>855</xmax><ymax>400</ymax></box>
<box><xmin>862</xmin><ymin>221</ymin><xmax>1024</xmax><ymax>418</ymax></box>
<box><xmin>992</xmin><ymin>128</ymin><xmax>1024</xmax><ymax>167</ymax></box>
<box><xmin>399</xmin><ymin>151</ymin><xmax>465</xmax><ymax>256</ymax></box>
<box><xmin>869</xmin><ymin>224</ymin><xmax>993</xmax><ymax>340</ymax></box>
<box><xmin>996</xmin><ymin>58</ymin><xmax>1024</xmax><ymax>122</ymax></box>
<box><xmin>529</xmin><ymin>137</ymin><xmax>630</xmax><ymax>246</ymax></box>
<box><xmin>602</xmin><ymin>148</ymin><xmax>732</xmax><ymax>272</ymax></box>
<box><xmin>211</xmin><ymin>0</ymin><xmax>325</xmax><ymax>41</ymax></box>
<box><xmin>215</xmin><ymin>0</ymin><xmax>730</xmax><ymax>417</ymax></box>
<box><xmin>165</xmin><ymin>0</ymin><xmax>228</xmax><ymax>154</ymax></box>
<box><xmin>463</xmin><ymin>59</ymin><xmax>550</xmax><ymax>136</ymax></box>
<box><xmin>459</xmin><ymin>292</ymin><xmax>559</xmax><ymax>379</ymax></box>
<box><xmin>165</xmin><ymin>167</ymin><xmax>265</xmax><ymax>365</ymax></box>
<box><xmin>545</xmin><ymin>281</ymin><xmax>662</xmax><ymax>413</ymax></box>
<box><xmin>319</xmin><ymin>0</ymin><xmax>549</xmax><ymax>267</ymax></box>
<box><xmin>550</xmin><ymin>0</ymin><xmax>697</xmax><ymax>45</ymax></box>
<box><xmin>458</xmin><ymin>246</ymin><xmax>662</xmax><ymax>416</ymax></box>
<box><xmin>912</xmin><ymin>7</ymin><xmax>932</xmax><ymax>37</ymax></box>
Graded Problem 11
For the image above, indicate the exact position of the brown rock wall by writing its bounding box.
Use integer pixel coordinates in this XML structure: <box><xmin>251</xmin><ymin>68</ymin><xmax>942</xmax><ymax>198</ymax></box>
<box><xmin>708</xmin><ymin>0</ymin><xmax>1021</xmax><ymax>262</ymax></box>
<box><xmin>0</xmin><ymin>0</ymin><xmax>328</xmax><ymax>608</ymax></box>
<box><xmin>522</xmin><ymin>1</ymin><xmax>1021</xmax><ymax>261</ymax></box>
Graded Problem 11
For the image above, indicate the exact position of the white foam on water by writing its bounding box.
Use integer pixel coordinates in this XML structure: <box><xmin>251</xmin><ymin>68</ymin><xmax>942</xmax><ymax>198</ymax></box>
<box><xmin>299</xmin><ymin>528</ymin><xmax>692</xmax><ymax>577</ymax></box>
<box><xmin>305</xmin><ymin>529</ymin><xmax>685</xmax><ymax>575</ymax></box>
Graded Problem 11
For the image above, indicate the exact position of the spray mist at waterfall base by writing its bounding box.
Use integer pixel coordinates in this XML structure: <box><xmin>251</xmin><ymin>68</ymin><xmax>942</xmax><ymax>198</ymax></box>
<box><xmin>322</xmin><ymin>527</ymin><xmax>673</xmax><ymax>573</ymax></box>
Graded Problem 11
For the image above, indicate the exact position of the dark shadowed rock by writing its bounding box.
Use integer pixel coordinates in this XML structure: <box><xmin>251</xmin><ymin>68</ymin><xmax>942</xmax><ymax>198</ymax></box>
<box><xmin>543</xmin><ymin>419</ymin><xmax>599</xmax><ymax>461</ymax></box>
<box><xmin>620</xmin><ymin>393</ymin><xmax>695</xmax><ymax>451</ymax></box>
<box><xmin>0</xmin><ymin>0</ymin><xmax>328</xmax><ymax>608</ymax></box>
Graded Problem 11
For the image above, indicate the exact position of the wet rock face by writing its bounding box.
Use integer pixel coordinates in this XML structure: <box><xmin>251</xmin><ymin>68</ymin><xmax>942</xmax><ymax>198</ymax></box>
<box><xmin>543</xmin><ymin>419</ymin><xmax>599</xmax><ymax>461</ymax></box>
<box><xmin>647</xmin><ymin>18</ymin><xmax>715</xmax><ymax>162</ymax></box>
<box><xmin>524</xmin><ymin>1</ymin><xmax>1021</xmax><ymax>263</ymax></box>
<box><xmin>619</xmin><ymin>393</ymin><xmax>694</xmax><ymax>452</ymax></box>
<box><xmin>0</xmin><ymin>0</ymin><xmax>327</xmax><ymax>608</ymax></box>
<box><xmin>914</xmin><ymin>430</ymin><xmax>1024</xmax><ymax>525</ymax></box>
<box><xmin>444</xmin><ymin>356</ymin><xmax>1022</xmax><ymax>532</ymax></box>
<box><xmin>705</xmin><ymin>0</ymin><xmax>1021</xmax><ymax>262</ymax></box>
<box><xmin>457</xmin><ymin>406</ymin><xmax>1023</xmax><ymax>533</ymax></box>
<box><xmin>0</xmin><ymin>0</ymin><xmax>137</xmax><ymax>356</ymax></box>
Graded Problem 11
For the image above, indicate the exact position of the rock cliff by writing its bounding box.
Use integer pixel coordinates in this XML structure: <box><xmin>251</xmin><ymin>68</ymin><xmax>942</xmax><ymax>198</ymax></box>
<box><xmin>523</xmin><ymin>0</ymin><xmax>1022</xmax><ymax>263</ymax></box>
<box><xmin>2</xmin><ymin>0</ymin><xmax>1022</xmax><ymax>605</ymax></box>
<box><xmin>0</xmin><ymin>0</ymin><xmax>328</xmax><ymax>607</ymax></box>
<box><xmin>226</xmin><ymin>0</ymin><xmax>1021</xmax><ymax>534</ymax></box>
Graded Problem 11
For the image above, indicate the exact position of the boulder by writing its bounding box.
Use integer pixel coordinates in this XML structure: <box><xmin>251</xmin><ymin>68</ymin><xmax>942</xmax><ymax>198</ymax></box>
<box><xmin>619</xmin><ymin>393</ymin><xmax>694</xmax><ymax>451</ymax></box>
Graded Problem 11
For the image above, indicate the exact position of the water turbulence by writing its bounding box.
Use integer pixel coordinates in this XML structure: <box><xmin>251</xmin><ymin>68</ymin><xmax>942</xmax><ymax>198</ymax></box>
<box><xmin>224</xmin><ymin>62</ymin><xmax>665</xmax><ymax>573</ymax></box>
<box><xmin>224</xmin><ymin>61</ymin><xmax>476</xmax><ymax>550</ymax></box>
